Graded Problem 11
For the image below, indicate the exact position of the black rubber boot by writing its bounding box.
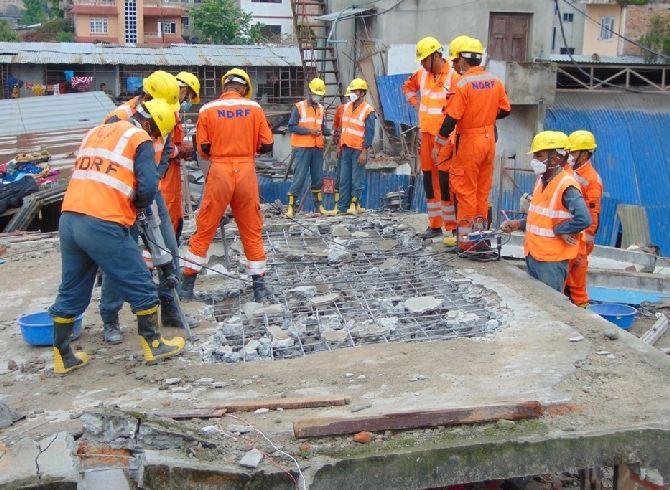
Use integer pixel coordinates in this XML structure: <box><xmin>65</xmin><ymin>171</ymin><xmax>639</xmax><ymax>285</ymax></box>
<box><xmin>137</xmin><ymin>306</ymin><xmax>185</xmax><ymax>363</ymax></box>
<box><xmin>180</xmin><ymin>274</ymin><xmax>196</xmax><ymax>301</ymax></box>
<box><xmin>160</xmin><ymin>296</ymin><xmax>198</xmax><ymax>330</ymax></box>
<box><xmin>420</xmin><ymin>227</ymin><xmax>443</xmax><ymax>239</ymax></box>
<box><xmin>252</xmin><ymin>274</ymin><xmax>274</xmax><ymax>303</ymax></box>
<box><xmin>103</xmin><ymin>317</ymin><xmax>122</xmax><ymax>345</ymax></box>
<box><xmin>53</xmin><ymin>317</ymin><xmax>89</xmax><ymax>375</ymax></box>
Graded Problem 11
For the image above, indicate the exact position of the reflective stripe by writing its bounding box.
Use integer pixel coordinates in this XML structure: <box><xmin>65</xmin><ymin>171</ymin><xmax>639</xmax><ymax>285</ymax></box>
<box><xmin>142</xmin><ymin>249</ymin><xmax>154</xmax><ymax>269</ymax></box>
<box><xmin>423</xmin><ymin>90</ymin><xmax>447</xmax><ymax>100</ymax></box>
<box><xmin>342</xmin><ymin>127</ymin><xmax>364</xmax><ymax>137</ymax></box>
<box><xmin>457</xmin><ymin>73</ymin><xmax>500</xmax><ymax>88</ymax></box>
<box><xmin>426</xmin><ymin>202</ymin><xmax>441</xmax><ymax>209</ymax></box>
<box><xmin>526</xmin><ymin>223</ymin><xmax>556</xmax><ymax>238</ymax></box>
<box><xmin>182</xmin><ymin>250</ymin><xmax>206</xmax><ymax>271</ymax></box>
<box><xmin>246</xmin><ymin>260</ymin><xmax>267</xmax><ymax>275</ymax></box>
<box><xmin>200</xmin><ymin>99</ymin><xmax>261</xmax><ymax>112</ymax></box>
<box><xmin>120</xmin><ymin>105</ymin><xmax>134</xmax><ymax>117</ymax></box>
<box><xmin>405</xmin><ymin>91</ymin><xmax>417</xmax><ymax>99</ymax></box>
<box><xmin>427</xmin><ymin>210</ymin><xmax>441</xmax><ymax>218</ymax></box>
<box><xmin>575</xmin><ymin>174</ymin><xmax>589</xmax><ymax>187</ymax></box>
<box><xmin>113</xmin><ymin>126</ymin><xmax>144</xmax><ymax>155</ymax></box>
<box><xmin>585</xmin><ymin>233</ymin><xmax>595</xmax><ymax>242</ymax></box>
<box><xmin>528</xmin><ymin>204</ymin><xmax>573</xmax><ymax>219</ymax></box>
<box><xmin>76</xmin><ymin>148</ymin><xmax>134</xmax><ymax>171</ymax></box>
<box><xmin>419</xmin><ymin>106</ymin><xmax>443</xmax><ymax>115</ymax></box>
<box><xmin>71</xmin><ymin>169</ymin><xmax>134</xmax><ymax>197</ymax></box>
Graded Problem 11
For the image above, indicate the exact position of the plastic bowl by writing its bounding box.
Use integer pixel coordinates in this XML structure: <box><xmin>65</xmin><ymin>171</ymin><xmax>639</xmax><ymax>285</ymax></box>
<box><xmin>588</xmin><ymin>303</ymin><xmax>638</xmax><ymax>330</ymax></box>
<box><xmin>18</xmin><ymin>311</ymin><xmax>83</xmax><ymax>346</ymax></box>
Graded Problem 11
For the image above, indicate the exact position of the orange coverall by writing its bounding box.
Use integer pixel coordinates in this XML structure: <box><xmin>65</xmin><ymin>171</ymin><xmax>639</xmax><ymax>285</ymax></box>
<box><xmin>159</xmin><ymin>112</ymin><xmax>185</xmax><ymax>236</ymax></box>
<box><xmin>565</xmin><ymin>160</ymin><xmax>603</xmax><ymax>305</ymax></box>
<box><xmin>183</xmin><ymin>91</ymin><xmax>274</xmax><ymax>277</ymax></box>
<box><xmin>402</xmin><ymin>64</ymin><xmax>458</xmax><ymax>231</ymax></box>
<box><xmin>443</xmin><ymin>66</ymin><xmax>510</xmax><ymax>249</ymax></box>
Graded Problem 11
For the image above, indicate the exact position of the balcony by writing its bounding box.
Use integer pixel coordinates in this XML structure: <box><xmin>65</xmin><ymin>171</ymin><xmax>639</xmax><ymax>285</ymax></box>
<box><xmin>143</xmin><ymin>3</ymin><xmax>186</xmax><ymax>16</ymax></box>
<box><xmin>71</xmin><ymin>0</ymin><xmax>116</xmax><ymax>14</ymax></box>
<box><xmin>143</xmin><ymin>32</ymin><xmax>185</xmax><ymax>44</ymax></box>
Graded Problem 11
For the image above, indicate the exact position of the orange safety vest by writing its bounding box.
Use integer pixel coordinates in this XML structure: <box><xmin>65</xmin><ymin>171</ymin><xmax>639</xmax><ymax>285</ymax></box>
<box><xmin>290</xmin><ymin>99</ymin><xmax>325</xmax><ymax>148</ymax></box>
<box><xmin>524</xmin><ymin>171</ymin><xmax>581</xmax><ymax>262</ymax></box>
<box><xmin>340</xmin><ymin>101</ymin><xmax>375</xmax><ymax>151</ymax></box>
<box><xmin>62</xmin><ymin>120</ymin><xmax>150</xmax><ymax>227</ymax></box>
<box><xmin>415</xmin><ymin>66</ymin><xmax>457</xmax><ymax>135</ymax></box>
<box><xmin>104</xmin><ymin>96</ymin><xmax>139</xmax><ymax>123</ymax></box>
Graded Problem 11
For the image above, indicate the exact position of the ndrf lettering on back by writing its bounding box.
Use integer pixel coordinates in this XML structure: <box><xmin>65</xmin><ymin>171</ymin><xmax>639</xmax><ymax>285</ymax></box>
<box><xmin>217</xmin><ymin>108</ymin><xmax>252</xmax><ymax>118</ymax></box>
<box><xmin>76</xmin><ymin>155</ymin><xmax>119</xmax><ymax>175</ymax></box>
<box><xmin>471</xmin><ymin>80</ymin><xmax>496</xmax><ymax>90</ymax></box>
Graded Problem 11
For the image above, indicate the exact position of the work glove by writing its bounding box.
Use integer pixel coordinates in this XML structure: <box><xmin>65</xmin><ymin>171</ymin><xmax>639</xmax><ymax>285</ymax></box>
<box><xmin>500</xmin><ymin>219</ymin><xmax>521</xmax><ymax>233</ymax></box>
<box><xmin>432</xmin><ymin>136</ymin><xmax>454</xmax><ymax>167</ymax></box>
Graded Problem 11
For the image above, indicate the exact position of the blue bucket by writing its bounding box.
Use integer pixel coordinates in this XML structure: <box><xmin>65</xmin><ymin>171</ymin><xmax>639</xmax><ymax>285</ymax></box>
<box><xmin>588</xmin><ymin>303</ymin><xmax>638</xmax><ymax>330</ymax></box>
<box><xmin>18</xmin><ymin>312</ymin><xmax>84</xmax><ymax>346</ymax></box>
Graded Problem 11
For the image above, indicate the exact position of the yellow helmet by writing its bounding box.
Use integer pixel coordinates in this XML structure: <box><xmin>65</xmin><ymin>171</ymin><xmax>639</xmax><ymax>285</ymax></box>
<box><xmin>568</xmin><ymin>130</ymin><xmax>597</xmax><ymax>151</ymax></box>
<box><xmin>528</xmin><ymin>131</ymin><xmax>569</xmax><ymax>154</ymax></box>
<box><xmin>175</xmin><ymin>71</ymin><xmax>201</xmax><ymax>104</ymax></box>
<box><xmin>449</xmin><ymin>35</ymin><xmax>472</xmax><ymax>60</ymax></box>
<box><xmin>348</xmin><ymin>78</ymin><xmax>368</xmax><ymax>92</ymax></box>
<box><xmin>143</xmin><ymin>71</ymin><xmax>180</xmax><ymax>112</ymax></box>
<box><xmin>222</xmin><ymin>68</ymin><xmax>254</xmax><ymax>99</ymax></box>
<box><xmin>308</xmin><ymin>77</ymin><xmax>326</xmax><ymax>96</ymax></box>
<box><xmin>140</xmin><ymin>99</ymin><xmax>176</xmax><ymax>139</ymax></box>
<box><xmin>416</xmin><ymin>36</ymin><xmax>442</xmax><ymax>62</ymax></box>
<box><xmin>457</xmin><ymin>37</ymin><xmax>485</xmax><ymax>58</ymax></box>
<box><xmin>344</xmin><ymin>83</ymin><xmax>352</xmax><ymax>97</ymax></box>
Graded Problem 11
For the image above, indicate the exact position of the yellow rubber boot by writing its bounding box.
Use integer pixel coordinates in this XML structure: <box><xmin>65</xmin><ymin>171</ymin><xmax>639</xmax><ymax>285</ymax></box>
<box><xmin>576</xmin><ymin>303</ymin><xmax>589</xmax><ymax>309</ymax></box>
<box><xmin>312</xmin><ymin>189</ymin><xmax>325</xmax><ymax>215</ymax></box>
<box><xmin>443</xmin><ymin>233</ymin><xmax>457</xmax><ymax>247</ymax></box>
<box><xmin>137</xmin><ymin>305</ymin><xmax>185</xmax><ymax>363</ymax></box>
<box><xmin>286</xmin><ymin>193</ymin><xmax>295</xmax><ymax>218</ymax></box>
<box><xmin>356</xmin><ymin>199</ymin><xmax>366</xmax><ymax>213</ymax></box>
<box><xmin>347</xmin><ymin>197</ymin><xmax>358</xmax><ymax>215</ymax></box>
<box><xmin>53</xmin><ymin>316</ymin><xmax>89</xmax><ymax>375</ymax></box>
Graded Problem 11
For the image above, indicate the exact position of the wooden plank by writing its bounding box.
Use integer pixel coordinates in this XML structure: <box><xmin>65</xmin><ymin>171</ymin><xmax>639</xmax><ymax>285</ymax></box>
<box><xmin>293</xmin><ymin>401</ymin><xmax>542</xmax><ymax>438</ymax></box>
<box><xmin>154</xmin><ymin>408</ymin><xmax>225</xmax><ymax>420</ymax></box>
<box><xmin>208</xmin><ymin>395</ymin><xmax>350</xmax><ymax>413</ymax></box>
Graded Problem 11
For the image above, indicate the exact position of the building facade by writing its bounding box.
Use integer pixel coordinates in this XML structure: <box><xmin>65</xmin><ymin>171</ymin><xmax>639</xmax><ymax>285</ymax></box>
<box><xmin>240</xmin><ymin>0</ymin><xmax>293</xmax><ymax>41</ymax></box>
<box><xmin>69</xmin><ymin>0</ymin><xmax>186</xmax><ymax>45</ymax></box>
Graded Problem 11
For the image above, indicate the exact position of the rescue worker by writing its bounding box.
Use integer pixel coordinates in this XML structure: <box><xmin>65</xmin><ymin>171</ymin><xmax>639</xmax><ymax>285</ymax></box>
<box><xmin>564</xmin><ymin>130</ymin><xmax>603</xmax><ymax>307</ymax></box>
<box><xmin>436</xmin><ymin>36</ymin><xmax>511</xmax><ymax>258</ymax></box>
<box><xmin>99</xmin><ymin>71</ymin><xmax>188</xmax><ymax>344</ymax></box>
<box><xmin>48</xmin><ymin>99</ymin><xmax>184</xmax><ymax>374</ymax></box>
<box><xmin>287</xmin><ymin>77</ymin><xmax>331</xmax><ymax>217</ymax></box>
<box><xmin>337</xmin><ymin>78</ymin><xmax>376</xmax><ymax>215</ymax></box>
<box><xmin>160</xmin><ymin>71</ymin><xmax>200</xmax><ymax>240</ymax></box>
<box><xmin>501</xmin><ymin>131</ymin><xmax>591</xmax><ymax>292</ymax></box>
<box><xmin>326</xmin><ymin>83</ymin><xmax>352</xmax><ymax>215</ymax></box>
<box><xmin>402</xmin><ymin>36</ymin><xmax>458</xmax><ymax>242</ymax></box>
<box><xmin>181</xmin><ymin>68</ymin><xmax>274</xmax><ymax>302</ymax></box>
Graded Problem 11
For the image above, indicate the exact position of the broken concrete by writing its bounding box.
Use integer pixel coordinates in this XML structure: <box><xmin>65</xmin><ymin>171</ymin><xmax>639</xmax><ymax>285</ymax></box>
<box><xmin>404</xmin><ymin>296</ymin><xmax>443</xmax><ymax>314</ymax></box>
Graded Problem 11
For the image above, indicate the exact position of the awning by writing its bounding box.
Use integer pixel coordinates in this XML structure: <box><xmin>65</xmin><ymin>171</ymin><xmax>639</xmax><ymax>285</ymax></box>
<box><xmin>314</xmin><ymin>7</ymin><xmax>373</xmax><ymax>22</ymax></box>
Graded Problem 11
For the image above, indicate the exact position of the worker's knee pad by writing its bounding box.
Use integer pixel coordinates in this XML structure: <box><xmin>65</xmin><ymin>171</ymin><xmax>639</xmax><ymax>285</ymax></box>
<box><xmin>438</xmin><ymin>171</ymin><xmax>450</xmax><ymax>200</ymax></box>
<box><xmin>422</xmin><ymin>171</ymin><xmax>435</xmax><ymax>199</ymax></box>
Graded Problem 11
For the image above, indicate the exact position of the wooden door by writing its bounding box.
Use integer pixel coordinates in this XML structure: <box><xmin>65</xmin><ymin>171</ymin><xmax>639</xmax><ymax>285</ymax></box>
<box><xmin>488</xmin><ymin>13</ymin><xmax>531</xmax><ymax>62</ymax></box>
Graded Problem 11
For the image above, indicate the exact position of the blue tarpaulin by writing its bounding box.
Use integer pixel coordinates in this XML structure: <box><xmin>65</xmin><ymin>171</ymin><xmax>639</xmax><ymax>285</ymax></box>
<box><xmin>376</xmin><ymin>74</ymin><xmax>417</xmax><ymax>127</ymax></box>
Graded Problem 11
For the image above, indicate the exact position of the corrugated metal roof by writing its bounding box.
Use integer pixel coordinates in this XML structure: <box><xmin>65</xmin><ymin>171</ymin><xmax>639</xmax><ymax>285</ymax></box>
<box><xmin>376</xmin><ymin>74</ymin><xmax>417</xmax><ymax>126</ymax></box>
<box><xmin>546</xmin><ymin>91</ymin><xmax>670</xmax><ymax>255</ymax></box>
<box><xmin>0</xmin><ymin>42</ymin><xmax>301</xmax><ymax>67</ymax></box>
<box><xmin>543</xmin><ymin>54</ymin><xmax>667</xmax><ymax>65</ymax></box>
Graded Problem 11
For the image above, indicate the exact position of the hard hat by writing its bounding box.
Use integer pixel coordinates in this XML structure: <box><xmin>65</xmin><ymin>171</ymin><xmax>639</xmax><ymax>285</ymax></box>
<box><xmin>140</xmin><ymin>99</ymin><xmax>176</xmax><ymax>139</ymax></box>
<box><xmin>348</xmin><ymin>78</ymin><xmax>368</xmax><ymax>92</ymax></box>
<box><xmin>308</xmin><ymin>77</ymin><xmax>326</xmax><ymax>96</ymax></box>
<box><xmin>175</xmin><ymin>71</ymin><xmax>200</xmax><ymax>104</ymax></box>
<box><xmin>344</xmin><ymin>83</ymin><xmax>352</xmax><ymax>97</ymax></box>
<box><xmin>458</xmin><ymin>37</ymin><xmax>485</xmax><ymax>58</ymax></box>
<box><xmin>528</xmin><ymin>131</ymin><xmax>568</xmax><ymax>154</ymax></box>
<box><xmin>568</xmin><ymin>130</ymin><xmax>597</xmax><ymax>151</ymax></box>
<box><xmin>416</xmin><ymin>36</ymin><xmax>442</xmax><ymax>62</ymax></box>
<box><xmin>143</xmin><ymin>71</ymin><xmax>180</xmax><ymax>112</ymax></box>
<box><xmin>449</xmin><ymin>35</ymin><xmax>472</xmax><ymax>60</ymax></box>
<box><xmin>222</xmin><ymin>68</ymin><xmax>254</xmax><ymax>99</ymax></box>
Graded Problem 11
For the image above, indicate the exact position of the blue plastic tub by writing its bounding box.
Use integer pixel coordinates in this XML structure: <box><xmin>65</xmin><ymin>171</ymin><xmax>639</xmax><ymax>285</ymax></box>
<box><xmin>589</xmin><ymin>303</ymin><xmax>638</xmax><ymax>330</ymax></box>
<box><xmin>18</xmin><ymin>312</ymin><xmax>83</xmax><ymax>346</ymax></box>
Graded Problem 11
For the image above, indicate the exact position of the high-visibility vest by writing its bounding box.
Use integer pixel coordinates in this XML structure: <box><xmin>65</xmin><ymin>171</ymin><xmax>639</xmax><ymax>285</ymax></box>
<box><xmin>290</xmin><ymin>100</ymin><xmax>325</xmax><ymax>148</ymax></box>
<box><xmin>416</xmin><ymin>66</ymin><xmax>456</xmax><ymax>135</ymax></box>
<box><xmin>573</xmin><ymin>161</ymin><xmax>602</xmax><ymax>245</ymax></box>
<box><xmin>524</xmin><ymin>171</ymin><xmax>581</xmax><ymax>262</ymax></box>
<box><xmin>62</xmin><ymin>120</ymin><xmax>150</xmax><ymax>227</ymax></box>
<box><xmin>340</xmin><ymin>101</ymin><xmax>375</xmax><ymax>150</ymax></box>
<box><xmin>104</xmin><ymin>96</ymin><xmax>139</xmax><ymax>123</ymax></box>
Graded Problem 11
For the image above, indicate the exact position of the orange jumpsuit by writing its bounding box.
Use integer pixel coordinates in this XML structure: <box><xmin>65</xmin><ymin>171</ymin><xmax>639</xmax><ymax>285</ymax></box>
<box><xmin>184</xmin><ymin>91</ymin><xmax>273</xmax><ymax>277</ymax></box>
<box><xmin>159</xmin><ymin>112</ymin><xmax>185</xmax><ymax>236</ymax></box>
<box><xmin>565</xmin><ymin>160</ymin><xmax>603</xmax><ymax>305</ymax></box>
<box><xmin>402</xmin><ymin>64</ymin><xmax>458</xmax><ymax>231</ymax></box>
<box><xmin>443</xmin><ymin>66</ymin><xmax>510</xmax><ymax>249</ymax></box>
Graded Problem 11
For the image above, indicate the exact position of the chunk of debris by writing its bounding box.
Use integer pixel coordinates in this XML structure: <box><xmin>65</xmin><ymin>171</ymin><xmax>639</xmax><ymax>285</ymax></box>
<box><xmin>323</xmin><ymin>329</ymin><xmax>348</xmax><ymax>343</ymax></box>
<box><xmin>350</xmin><ymin>402</ymin><xmax>372</xmax><ymax>413</ymax></box>
<box><xmin>289</xmin><ymin>285</ymin><xmax>317</xmax><ymax>299</ymax></box>
<box><xmin>404</xmin><ymin>296</ymin><xmax>443</xmax><ymax>313</ymax></box>
<box><xmin>310</xmin><ymin>292</ymin><xmax>340</xmax><ymax>307</ymax></box>
<box><xmin>239</xmin><ymin>449</ymin><xmax>264</xmax><ymax>469</ymax></box>
<box><xmin>409</xmin><ymin>374</ymin><xmax>428</xmax><ymax>382</ymax></box>
<box><xmin>331</xmin><ymin>225</ymin><xmax>351</xmax><ymax>237</ymax></box>
<box><xmin>603</xmin><ymin>328</ymin><xmax>620</xmax><ymax>340</ymax></box>
<box><xmin>242</xmin><ymin>302</ymin><xmax>262</xmax><ymax>318</ymax></box>
<box><xmin>353</xmin><ymin>431</ymin><xmax>373</xmax><ymax>444</ymax></box>
<box><xmin>0</xmin><ymin>402</ymin><xmax>24</xmax><ymax>429</ymax></box>
<box><xmin>254</xmin><ymin>408</ymin><xmax>270</xmax><ymax>414</ymax></box>
<box><xmin>164</xmin><ymin>378</ymin><xmax>181</xmax><ymax>386</ymax></box>
<box><xmin>569</xmin><ymin>335</ymin><xmax>585</xmax><ymax>342</ymax></box>
<box><xmin>327</xmin><ymin>245</ymin><xmax>351</xmax><ymax>263</ymax></box>
<box><xmin>227</xmin><ymin>425</ymin><xmax>252</xmax><ymax>434</ymax></box>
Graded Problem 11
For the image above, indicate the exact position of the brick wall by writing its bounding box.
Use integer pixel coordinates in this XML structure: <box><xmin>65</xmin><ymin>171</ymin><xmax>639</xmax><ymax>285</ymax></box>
<box><xmin>623</xmin><ymin>3</ymin><xmax>670</xmax><ymax>56</ymax></box>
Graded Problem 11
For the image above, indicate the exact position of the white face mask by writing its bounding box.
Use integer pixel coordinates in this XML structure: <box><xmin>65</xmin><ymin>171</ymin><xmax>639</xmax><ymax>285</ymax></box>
<box><xmin>348</xmin><ymin>93</ymin><xmax>358</xmax><ymax>102</ymax></box>
<box><xmin>567</xmin><ymin>153</ymin><xmax>576</xmax><ymax>168</ymax></box>
<box><xmin>530</xmin><ymin>158</ymin><xmax>547</xmax><ymax>176</ymax></box>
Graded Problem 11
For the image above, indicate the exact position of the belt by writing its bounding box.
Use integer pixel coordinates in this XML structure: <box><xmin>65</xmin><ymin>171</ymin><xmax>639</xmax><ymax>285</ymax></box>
<box><xmin>211</xmin><ymin>156</ymin><xmax>255</xmax><ymax>164</ymax></box>
<box><xmin>457</xmin><ymin>125</ymin><xmax>495</xmax><ymax>135</ymax></box>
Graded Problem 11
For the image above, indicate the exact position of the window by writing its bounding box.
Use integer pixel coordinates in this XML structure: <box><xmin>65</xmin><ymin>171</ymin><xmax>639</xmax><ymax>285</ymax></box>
<box><xmin>563</xmin><ymin>13</ymin><xmax>573</xmax><ymax>22</ymax></box>
<box><xmin>124</xmin><ymin>0</ymin><xmax>137</xmax><ymax>44</ymax></box>
<box><xmin>560</xmin><ymin>47</ymin><xmax>575</xmax><ymax>55</ymax></box>
<box><xmin>90</xmin><ymin>17</ymin><xmax>108</xmax><ymax>34</ymax></box>
<box><xmin>260</xmin><ymin>24</ymin><xmax>281</xmax><ymax>38</ymax></box>
<box><xmin>161</xmin><ymin>21</ymin><xmax>177</xmax><ymax>34</ymax></box>
<box><xmin>599</xmin><ymin>16</ymin><xmax>615</xmax><ymax>40</ymax></box>
<box><xmin>181</xmin><ymin>16</ymin><xmax>189</xmax><ymax>29</ymax></box>
<box><xmin>252</xmin><ymin>0</ymin><xmax>282</xmax><ymax>3</ymax></box>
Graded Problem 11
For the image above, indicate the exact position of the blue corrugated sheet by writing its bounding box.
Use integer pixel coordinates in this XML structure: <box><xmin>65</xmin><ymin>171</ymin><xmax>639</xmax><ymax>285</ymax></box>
<box><xmin>545</xmin><ymin>92</ymin><xmax>670</xmax><ymax>254</ymax></box>
<box><xmin>376</xmin><ymin>74</ymin><xmax>417</xmax><ymax>126</ymax></box>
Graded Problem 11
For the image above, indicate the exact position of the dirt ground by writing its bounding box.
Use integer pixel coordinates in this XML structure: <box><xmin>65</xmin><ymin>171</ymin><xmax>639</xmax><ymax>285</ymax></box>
<box><xmin>1</xmin><ymin>213</ymin><xmax>669</xmax><ymax>484</ymax></box>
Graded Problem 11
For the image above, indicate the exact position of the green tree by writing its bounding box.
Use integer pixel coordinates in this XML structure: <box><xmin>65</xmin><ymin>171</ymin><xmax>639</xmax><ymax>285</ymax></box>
<box><xmin>0</xmin><ymin>20</ymin><xmax>19</xmax><ymax>41</ymax></box>
<box><xmin>20</xmin><ymin>0</ymin><xmax>47</xmax><ymax>25</ymax></box>
<box><xmin>190</xmin><ymin>0</ymin><xmax>264</xmax><ymax>44</ymax></box>
<box><xmin>639</xmin><ymin>14</ymin><xmax>670</xmax><ymax>62</ymax></box>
